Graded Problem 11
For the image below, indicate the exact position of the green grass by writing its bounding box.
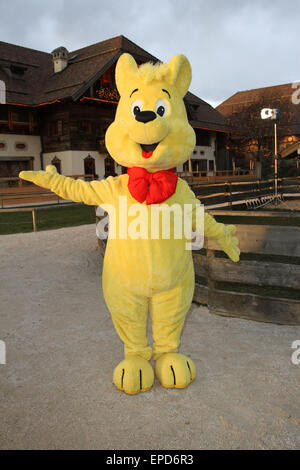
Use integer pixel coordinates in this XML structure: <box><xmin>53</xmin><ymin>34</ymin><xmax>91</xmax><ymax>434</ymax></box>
<box><xmin>0</xmin><ymin>204</ymin><xmax>96</xmax><ymax>235</ymax></box>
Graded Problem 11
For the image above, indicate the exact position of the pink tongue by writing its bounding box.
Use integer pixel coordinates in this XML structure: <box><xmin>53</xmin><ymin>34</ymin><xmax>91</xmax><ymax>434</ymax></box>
<box><xmin>142</xmin><ymin>150</ymin><xmax>153</xmax><ymax>159</ymax></box>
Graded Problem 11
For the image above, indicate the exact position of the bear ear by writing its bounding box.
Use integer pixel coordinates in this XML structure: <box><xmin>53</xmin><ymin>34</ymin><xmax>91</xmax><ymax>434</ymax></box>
<box><xmin>166</xmin><ymin>54</ymin><xmax>192</xmax><ymax>98</ymax></box>
<box><xmin>115</xmin><ymin>53</ymin><xmax>138</xmax><ymax>96</ymax></box>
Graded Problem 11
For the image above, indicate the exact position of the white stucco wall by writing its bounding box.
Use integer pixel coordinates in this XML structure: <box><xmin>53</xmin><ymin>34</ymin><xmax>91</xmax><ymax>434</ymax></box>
<box><xmin>193</xmin><ymin>132</ymin><xmax>216</xmax><ymax>173</ymax></box>
<box><xmin>43</xmin><ymin>150</ymin><xmax>106</xmax><ymax>179</ymax></box>
<box><xmin>0</xmin><ymin>133</ymin><xmax>42</xmax><ymax>169</ymax></box>
<box><xmin>176</xmin><ymin>131</ymin><xmax>216</xmax><ymax>173</ymax></box>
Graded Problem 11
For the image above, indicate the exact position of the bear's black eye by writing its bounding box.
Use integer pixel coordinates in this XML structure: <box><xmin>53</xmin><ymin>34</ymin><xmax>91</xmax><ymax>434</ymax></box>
<box><xmin>155</xmin><ymin>99</ymin><xmax>168</xmax><ymax>118</ymax></box>
<box><xmin>131</xmin><ymin>99</ymin><xmax>143</xmax><ymax>117</ymax></box>
<box><xmin>157</xmin><ymin>106</ymin><xmax>165</xmax><ymax>117</ymax></box>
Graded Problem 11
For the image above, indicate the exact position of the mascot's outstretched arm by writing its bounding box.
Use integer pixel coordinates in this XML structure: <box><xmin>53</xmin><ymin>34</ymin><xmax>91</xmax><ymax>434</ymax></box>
<box><xmin>203</xmin><ymin>212</ymin><xmax>240</xmax><ymax>262</ymax></box>
<box><xmin>183</xmin><ymin>179</ymin><xmax>240</xmax><ymax>262</ymax></box>
<box><xmin>19</xmin><ymin>165</ymin><xmax>113</xmax><ymax>206</ymax></box>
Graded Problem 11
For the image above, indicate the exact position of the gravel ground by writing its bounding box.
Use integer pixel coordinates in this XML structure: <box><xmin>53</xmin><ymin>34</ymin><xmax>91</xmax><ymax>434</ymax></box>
<box><xmin>0</xmin><ymin>224</ymin><xmax>299</xmax><ymax>450</ymax></box>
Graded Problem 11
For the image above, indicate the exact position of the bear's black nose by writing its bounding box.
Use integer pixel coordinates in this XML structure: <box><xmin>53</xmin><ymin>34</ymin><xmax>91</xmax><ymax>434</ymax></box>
<box><xmin>135</xmin><ymin>110</ymin><xmax>157</xmax><ymax>123</ymax></box>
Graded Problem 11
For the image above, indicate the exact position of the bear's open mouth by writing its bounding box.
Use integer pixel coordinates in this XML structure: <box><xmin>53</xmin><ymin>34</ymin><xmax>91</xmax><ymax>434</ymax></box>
<box><xmin>140</xmin><ymin>142</ymin><xmax>159</xmax><ymax>158</ymax></box>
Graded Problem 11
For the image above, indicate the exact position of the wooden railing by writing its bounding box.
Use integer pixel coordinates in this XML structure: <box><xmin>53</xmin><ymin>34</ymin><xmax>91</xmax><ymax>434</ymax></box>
<box><xmin>0</xmin><ymin>174</ymin><xmax>95</xmax><ymax>188</ymax></box>
<box><xmin>0</xmin><ymin>191</ymin><xmax>63</xmax><ymax>209</ymax></box>
<box><xmin>177</xmin><ymin>169</ymin><xmax>256</xmax><ymax>183</ymax></box>
<box><xmin>193</xmin><ymin>211</ymin><xmax>300</xmax><ymax>325</ymax></box>
<box><xmin>0</xmin><ymin>174</ymin><xmax>95</xmax><ymax>208</ymax></box>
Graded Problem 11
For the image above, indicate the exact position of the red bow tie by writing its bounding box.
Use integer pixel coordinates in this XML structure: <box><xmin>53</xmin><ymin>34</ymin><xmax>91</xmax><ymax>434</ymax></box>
<box><xmin>127</xmin><ymin>167</ymin><xmax>178</xmax><ymax>205</ymax></box>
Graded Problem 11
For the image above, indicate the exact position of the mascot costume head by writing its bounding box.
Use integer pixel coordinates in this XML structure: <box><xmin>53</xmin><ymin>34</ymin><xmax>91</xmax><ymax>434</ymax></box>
<box><xmin>19</xmin><ymin>53</ymin><xmax>239</xmax><ymax>395</ymax></box>
<box><xmin>106</xmin><ymin>53</ymin><xmax>195</xmax><ymax>171</ymax></box>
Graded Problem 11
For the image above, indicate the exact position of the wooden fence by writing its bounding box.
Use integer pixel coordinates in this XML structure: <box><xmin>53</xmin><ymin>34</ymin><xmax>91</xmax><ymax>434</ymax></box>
<box><xmin>193</xmin><ymin>213</ymin><xmax>300</xmax><ymax>325</ymax></box>
<box><xmin>192</xmin><ymin>176</ymin><xmax>300</xmax><ymax>208</ymax></box>
<box><xmin>0</xmin><ymin>204</ymin><xmax>78</xmax><ymax>232</ymax></box>
<box><xmin>0</xmin><ymin>207</ymin><xmax>38</xmax><ymax>232</ymax></box>
<box><xmin>0</xmin><ymin>174</ymin><xmax>95</xmax><ymax>188</ymax></box>
<box><xmin>96</xmin><ymin>209</ymin><xmax>300</xmax><ymax>325</ymax></box>
<box><xmin>0</xmin><ymin>174</ymin><xmax>95</xmax><ymax>208</ymax></box>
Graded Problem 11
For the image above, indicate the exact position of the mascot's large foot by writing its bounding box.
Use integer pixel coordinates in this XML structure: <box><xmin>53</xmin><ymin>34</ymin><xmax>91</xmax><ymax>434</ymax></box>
<box><xmin>113</xmin><ymin>356</ymin><xmax>154</xmax><ymax>395</ymax></box>
<box><xmin>155</xmin><ymin>353</ymin><xmax>196</xmax><ymax>389</ymax></box>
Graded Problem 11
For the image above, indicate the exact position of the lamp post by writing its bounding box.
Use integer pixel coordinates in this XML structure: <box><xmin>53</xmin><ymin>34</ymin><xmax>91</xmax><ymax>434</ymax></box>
<box><xmin>261</xmin><ymin>108</ymin><xmax>280</xmax><ymax>205</ymax></box>
<box><xmin>256</xmin><ymin>108</ymin><xmax>293</xmax><ymax>211</ymax></box>
<box><xmin>274</xmin><ymin>120</ymin><xmax>278</xmax><ymax>199</ymax></box>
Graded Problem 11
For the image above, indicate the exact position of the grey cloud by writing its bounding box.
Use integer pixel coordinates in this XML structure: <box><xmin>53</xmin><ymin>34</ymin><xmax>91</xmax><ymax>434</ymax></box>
<box><xmin>0</xmin><ymin>0</ymin><xmax>299</xmax><ymax>106</ymax></box>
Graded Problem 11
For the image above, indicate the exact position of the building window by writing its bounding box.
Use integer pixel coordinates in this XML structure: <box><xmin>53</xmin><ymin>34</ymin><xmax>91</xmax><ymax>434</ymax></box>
<box><xmin>195</xmin><ymin>129</ymin><xmax>210</xmax><ymax>146</ymax></box>
<box><xmin>15</xmin><ymin>142</ymin><xmax>27</xmax><ymax>150</ymax></box>
<box><xmin>10</xmin><ymin>109</ymin><xmax>29</xmax><ymax>123</ymax></box>
<box><xmin>100</xmin><ymin>69</ymin><xmax>113</xmax><ymax>87</ymax></box>
<box><xmin>183</xmin><ymin>161</ymin><xmax>189</xmax><ymax>172</ymax></box>
<box><xmin>57</xmin><ymin>120</ymin><xmax>63</xmax><ymax>135</ymax></box>
<box><xmin>0</xmin><ymin>107</ymin><xmax>8</xmax><ymax>122</ymax></box>
<box><xmin>51</xmin><ymin>156</ymin><xmax>61</xmax><ymax>173</ymax></box>
<box><xmin>48</xmin><ymin>120</ymin><xmax>63</xmax><ymax>136</ymax></box>
<box><xmin>49</xmin><ymin>121</ymin><xmax>57</xmax><ymax>136</ymax></box>
<box><xmin>192</xmin><ymin>159</ymin><xmax>207</xmax><ymax>172</ymax></box>
<box><xmin>9</xmin><ymin>65</ymin><xmax>26</xmax><ymax>79</ymax></box>
<box><xmin>104</xmin><ymin>155</ymin><xmax>116</xmax><ymax>178</ymax></box>
<box><xmin>84</xmin><ymin>155</ymin><xmax>95</xmax><ymax>176</ymax></box>
<box><xmin>209</xmin><ymin>160</ymin><xmax>214</xmax><ymax>171</ymax></box>
<box><xmin>79</xmin><ymin>120</ymin><xmax>92</xmax><ymax>134</ymax></box>
<box><xmin>95</xmin><ymin>68</ymin><xmax>119</xmax><ymax>102</ymax></box>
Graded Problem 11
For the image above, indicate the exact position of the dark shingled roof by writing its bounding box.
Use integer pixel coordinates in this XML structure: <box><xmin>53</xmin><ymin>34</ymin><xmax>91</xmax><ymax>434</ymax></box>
<box><xmin>0</xmin><ymin>35</ymin><xmax>228</xmax><ymax>132</ymax></box>
<box><xmin>217</xmin><ymin>83</ymin><xmax>300</xmax><ymax>135</ymax></box>
<box><xmin>185</xmin><ymin>91</ymin><xmax>229</xmax><ymax>132</ymax></box>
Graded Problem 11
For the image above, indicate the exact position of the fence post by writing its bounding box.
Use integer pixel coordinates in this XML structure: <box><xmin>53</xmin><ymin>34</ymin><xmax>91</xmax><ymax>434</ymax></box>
<box><xmin>32</xmin><ymin>209</ymin><xmax>37</xmax><ymax>232</ymax></box>
<box><xmin>206</xmin><ymin>238</ymin><xmax>215</xmax><ymax>311</ymax></box>
<box><xmin>228</xmin><ymin>182</ymin><xmax>232</xmax><ymax>208</ymax></box>
<box><xmin>207</xmin><ymin>250</ymin><xmax>215</xmax><ymax>288</ymax></box>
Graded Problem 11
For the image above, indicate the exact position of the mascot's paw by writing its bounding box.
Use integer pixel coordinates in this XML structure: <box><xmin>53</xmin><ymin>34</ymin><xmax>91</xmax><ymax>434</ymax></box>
<box><xmin>113</xmin><ymin>356</ymin><xmax>154</xmax><ymax>395</ymax></box>
<box><xmin>216</xmin><ymin>225</ymin><xmax>240</xmax><ymax>263</ymax></box>
<box><xmin>19</xmin><ymin>165</ymin><xmax>58</xmax><ymax>186</ymax></box>
<box><xmin>155</xmin><ymin>353</ymin><xmax>196</xmax><ymax>389</ymax></box>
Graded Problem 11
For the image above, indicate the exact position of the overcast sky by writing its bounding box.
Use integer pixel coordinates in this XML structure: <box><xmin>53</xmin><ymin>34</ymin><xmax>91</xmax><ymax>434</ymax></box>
<box><xmin>1</xmin><ymin>0</ymin><xmax>299</xmax><ymax>107</ymax></box>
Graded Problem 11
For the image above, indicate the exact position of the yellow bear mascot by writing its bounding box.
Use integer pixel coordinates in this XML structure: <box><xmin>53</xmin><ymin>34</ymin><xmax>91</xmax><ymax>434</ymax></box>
<box><xmin>19</xmin><ymin>53</ymin><xmax>239</xmax><ymax>394</ymax></box>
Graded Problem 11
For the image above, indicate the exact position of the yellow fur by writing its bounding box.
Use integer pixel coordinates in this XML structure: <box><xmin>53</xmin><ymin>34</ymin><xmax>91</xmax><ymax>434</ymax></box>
<box><xmin>19</xmin><ymin>53</ymin><xmax>240</xmax><ymax>395</ymax></box>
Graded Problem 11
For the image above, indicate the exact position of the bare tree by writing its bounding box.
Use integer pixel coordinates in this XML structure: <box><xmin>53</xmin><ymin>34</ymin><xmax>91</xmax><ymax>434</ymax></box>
<box><xmin>226</xmin><ymin>93</ymin><xmax>294</xmax><ymax>177</ymax></box>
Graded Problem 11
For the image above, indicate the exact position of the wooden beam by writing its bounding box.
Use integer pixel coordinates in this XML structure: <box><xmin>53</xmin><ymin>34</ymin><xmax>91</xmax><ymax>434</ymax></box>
<box><xmin>193</xmin><ymin>253</ymin><xmax>300</xmax><ymax>289</ymax></box>
<box><xmin>207</xmin><ymin>225</ymin><xmax>300</xmax><ymax>257</ymax></box>
<box><xmin>208</xmin><ymin>210</ymin><xmax>300</xmax><ymax>217</ymax></box>
<box><xmin>194</xmin><ymin>284</ymin><xmax>300</xmax><ymax>325</ymax></box>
